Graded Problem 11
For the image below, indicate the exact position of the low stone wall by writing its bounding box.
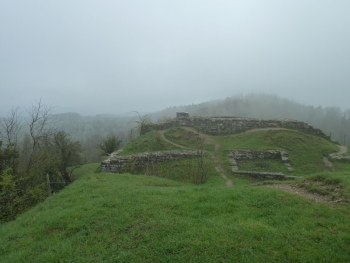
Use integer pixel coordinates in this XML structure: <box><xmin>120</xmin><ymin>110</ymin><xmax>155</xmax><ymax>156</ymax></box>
<box><xmin>329</xmin><ymin>153</ymin><xmax>350</xmax><ymax>161</ymax></box>
<box><xmin>101</xmin><ymin>150</ymin><xmax>199</xmax><ymax>173</ymax></box>
<box><xmin>228</xmin><ymin>149</ymin><xmax>296</xmax><ymax>180</ymax></box>
<box><xmin>233</xmin><ymin>171</ymin><xmax>298</xmax><ymax>180</ymax></box>
<box><xmin>142</xmin><ymin>116</ymin><xmax>329</xmax><ymax>139</ymax></box>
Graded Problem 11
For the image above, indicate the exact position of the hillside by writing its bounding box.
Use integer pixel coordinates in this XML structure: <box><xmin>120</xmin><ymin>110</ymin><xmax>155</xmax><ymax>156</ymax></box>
<box><xmin>1</xmin><ymin>128</ymin><xmax>350</xmax><ymax>262</ymax></box>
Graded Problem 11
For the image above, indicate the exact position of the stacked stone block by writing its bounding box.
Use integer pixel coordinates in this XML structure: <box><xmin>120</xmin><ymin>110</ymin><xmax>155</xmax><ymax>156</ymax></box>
<box><xmin>142</xmin><ymin>116</ymin><xmax>329</xmax><ymax>140</ymax></box>
<box><xmin>101</xmin><ymin>150</ymin><xmax>199</xmax><ymax>173</ymax></box>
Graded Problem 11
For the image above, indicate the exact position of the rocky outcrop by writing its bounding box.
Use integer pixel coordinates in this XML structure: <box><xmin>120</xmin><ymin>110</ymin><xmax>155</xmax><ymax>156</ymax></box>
<box><xmin>101</xmin><ymin>150</ymin><xmax>199</xmax><ymax>173</ymax></box>
<box><xmin>142</xmin><ymin>116</ymin><xmax>329</xmax><ymax>139</ymax></box>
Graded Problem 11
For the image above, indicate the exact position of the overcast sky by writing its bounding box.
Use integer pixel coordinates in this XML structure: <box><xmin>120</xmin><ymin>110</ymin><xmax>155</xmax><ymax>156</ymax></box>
<box><xmin>1</xmin><ymin>1</ymin><xmax>349</xmax><ymax>115</ymax></box>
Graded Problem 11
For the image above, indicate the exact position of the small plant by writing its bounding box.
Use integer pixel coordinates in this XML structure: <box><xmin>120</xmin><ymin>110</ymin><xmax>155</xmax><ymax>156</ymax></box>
<box><xmin>98</xmin><ymin>135</ymin><xmax>121</xmax><ymax>156</ymax></box>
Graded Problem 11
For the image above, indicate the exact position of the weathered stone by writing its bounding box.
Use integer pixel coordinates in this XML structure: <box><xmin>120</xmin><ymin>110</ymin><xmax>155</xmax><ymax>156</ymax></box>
<box><xmin>231</xmin><ymin>166</ymin><xmax>239</xmax><ymax>172</ymax></box>
<box><xmin>329</xmin><ymin>153</ymin><xmax>350</xmax><ymax>161</ymax></box>
<box><xmin>229</xmin><ymin>158</ymin><xmax>237</xmax><ymax>166</ymax></box>
<box><xmin>232</xmin><ymin>170</ymin><xmax>286</xmax><ymax>180</ymax></box>
<box><xmin>101</xmin><ymin>150</ymin><xmax>199</xmax><ymax>173</ymax></box>
<box><xmin>142</xmin><ymin>116</ymin><xmax>329</xmax><ymax>140</ymax></box>
<box><xmin>228</xmin><ymin>149</ymin><xmax>295</xmax><ymax>179</ymax></box>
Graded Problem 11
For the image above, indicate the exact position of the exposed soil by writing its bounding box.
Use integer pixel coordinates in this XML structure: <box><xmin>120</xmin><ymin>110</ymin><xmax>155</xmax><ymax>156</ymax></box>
<box><xmin>338</xmin><ymin>145</ymin><xmax>348</xmax><ymax>154</ymax></box>
<box><xmin>265</xmin><ymin>184</ymin><xmax>334</xmax><ymax>203</ymax></box>
<box><xmin>213</xmin><ymin>143</ymin><xmax>233</xmax><ymax>187</ymax></box>
<box><xmin>244</xmin><ymin>128</ymin><xmax>288</xmax><ymax>133</ymax></box>
<box><xmin>323</xmin><ymin>157</ymin><xmax>334</xmax><ymax>168</ymax></box>
<box><xmin>322</xmin><ymin>145</ymin><xmax>348</xmax><ymax>168</ymax></box>
<box><xmin>264</xmin><ymin>140</ymin><xmax>347</xmax><ymax>203</ymax></box>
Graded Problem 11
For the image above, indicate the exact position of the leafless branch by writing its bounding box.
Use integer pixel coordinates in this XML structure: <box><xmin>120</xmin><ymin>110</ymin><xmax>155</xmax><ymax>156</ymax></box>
<box><xmin>0</xmin><ymin>107</ymin><xmax>22</xmax><ymax>146</ymax></box>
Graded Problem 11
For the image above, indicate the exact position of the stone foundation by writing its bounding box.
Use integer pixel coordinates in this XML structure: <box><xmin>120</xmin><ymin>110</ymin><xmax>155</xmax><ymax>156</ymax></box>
<box><xmin>329</xmin><ymin>153</ymin><xmax>350</xmax><ymax>161</ymax></box>
<box><xmin>228</xmin><ymin>149</ymin><xmax>298</xmax><ymax>180</ymax></box>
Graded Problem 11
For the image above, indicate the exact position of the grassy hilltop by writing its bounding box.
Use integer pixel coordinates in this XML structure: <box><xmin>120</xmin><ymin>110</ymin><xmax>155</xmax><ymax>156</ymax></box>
<box><xmin>1</xmin><ymin>128</ymin><xmax>350</xmax><ymax>262</ymax></box>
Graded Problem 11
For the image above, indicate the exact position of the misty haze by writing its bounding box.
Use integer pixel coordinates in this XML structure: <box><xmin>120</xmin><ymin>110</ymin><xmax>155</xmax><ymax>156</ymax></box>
<box><xmin>1</xmin><ymin>1</ymin><xmax>350</xmax><ymax>262</ymax></box>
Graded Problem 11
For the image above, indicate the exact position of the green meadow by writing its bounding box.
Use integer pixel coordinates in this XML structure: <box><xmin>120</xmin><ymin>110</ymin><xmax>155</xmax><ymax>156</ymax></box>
<box><xmin>1</xmin><ymin>128</ymin><xmax>350</xmax><ymax>262</ymax></box>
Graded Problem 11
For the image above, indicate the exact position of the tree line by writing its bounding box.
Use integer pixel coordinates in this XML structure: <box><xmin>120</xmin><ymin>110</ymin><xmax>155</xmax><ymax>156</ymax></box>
<box><xmin>0</xmin><ymin>101</ymin><xmax>123</xmax><ymax>222</ymax></box>
<box><xmin>152</xmin><ymin>93</ymin><xmax>350</xmax><ymax>145</ymax></box>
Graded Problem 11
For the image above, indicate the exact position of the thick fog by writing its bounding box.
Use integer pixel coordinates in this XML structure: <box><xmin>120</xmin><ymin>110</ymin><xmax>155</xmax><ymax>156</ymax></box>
<box><xmin>1</xmin><ymin>1</ymin><xmax>349</xmax><ymax>115</ymax></box>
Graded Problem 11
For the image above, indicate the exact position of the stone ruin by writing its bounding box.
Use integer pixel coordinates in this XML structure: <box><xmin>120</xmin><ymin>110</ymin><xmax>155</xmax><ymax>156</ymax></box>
<box><xmin>329</xmin><ymin>152</ymin><xmax>350</xmax><ymax>161</ymax></box>
<box><xmin>102</xmin><ymin>113</ymin><xmax>329</xmax><ymax>180</ymax></box>
<box><xmin>101</xmin><ymin>150</ymin><xmax>199</xmax><ymax>174</ymax></box>
<box><xmin>228</xmin><ymin>149</ymin><xmax>298</xmax><ymax>180</ymax></box>
<box><xmin>176</xmin><ymin>112</ymin><xmax>190</xmax><ymax>118</ymax></box>
<box><xmin>142</xmin><ymin>114</ymin><xmax>329</xmax><ymax>140</ymax></box>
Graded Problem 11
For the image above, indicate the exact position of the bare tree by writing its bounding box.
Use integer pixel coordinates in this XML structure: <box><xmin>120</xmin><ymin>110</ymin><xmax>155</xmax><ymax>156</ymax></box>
<box><xmin>0</xmin><ymin>107</ymin><xmax>22</xmax><ymax>172</ymax></box>
<box><xmin>0</xmin><ymin>107</ymin><xmax>22</xmax><ymax>146</ymax></box>
<box><xmin>129</xmin><ymin>111</ymin><xmax>151</xmax><ymax>136</ymax></box>
<box><xmin>25</xmin><ymin>99</ymin><xmax>57</xmax><ymax>173</ymax></box>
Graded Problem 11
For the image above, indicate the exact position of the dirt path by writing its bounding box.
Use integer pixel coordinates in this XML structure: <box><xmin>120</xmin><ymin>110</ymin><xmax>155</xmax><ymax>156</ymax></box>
<box><xmin>267</xmin><ymin>145</ymin><xmax>348</xmax><ymax>203</ymax></box>
<box><xmin>265</xmin><ymin>184</ymin><xmax>335</xmax><ymax>203</ymax></box>
<box><xmin>182</xmin><ymin>127</ymin><xmax>233</xmax><ymax>187</ymax></box>
<box><xmin>160</xmin><ymin>127</ymin><xmax>233</xmax><ymax>187</ymax></box>
<box><xmin>181</xmin><ymin>127</ymin><xmax>214</xmax><ymax>144</ymax></box>
<box><xmin>213</xmin><ymin>144</ymin><xmax>233</xmax><ymax>187</ymax></box>
<box><xmin>244</xmin><ymin>128</ymin><xmax>288</xmax><ymax>134</ymax></box>
<box><xmin>158</xmin><ymin>130</ymin><xmax>189</xmax><ymax>149</ymax></box>
<box><xmin>323</xmin><ymin>157</ymin><xmax>333</xmax><ymax>168</ymax></box>
<box><xmin>338</xmin><ymin>145</ymin><xmax>348</xmax><ymax>154</ymax></box>
<box><xmin>322</xmin><ymin>145</ymin><xmax>348</xmax><ymax>168</ymax></box>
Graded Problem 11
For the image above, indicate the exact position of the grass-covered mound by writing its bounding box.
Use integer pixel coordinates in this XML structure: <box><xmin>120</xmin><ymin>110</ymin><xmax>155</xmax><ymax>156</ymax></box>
<box><xmin>164</xmin><ymin>127</ymin><xmax>204</xmax><ymax>147</ymax></box>
<box><xmin>164</xmin><ymin>127</ymin><xmax>214</xmax><ymax>151</ymax></box>
<box><xmin>216</xmin><ymin>129</ymin><xmax>338</xmax><ymax>175</ymax></box>
<box><xmin>1</xmin><ymin>164</ymin><xmax>350</xmax><ymax>262</ymax></box>
<box><xmin>119</xmin><ymin>130</ymin><xmax>181</xmax><ymax>155</ymax></box>
<box><xmin>127</xmin><ymin>154</ymin><xmax>216</xmax><ymax>184</ymax></box>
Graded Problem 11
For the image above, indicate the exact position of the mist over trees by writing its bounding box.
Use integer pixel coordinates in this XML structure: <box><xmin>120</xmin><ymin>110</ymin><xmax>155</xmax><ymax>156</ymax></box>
<box><xmin>49</xmin><ymin>94</ymin><xmax>350</xmax><ymax>159</ymax></box>
<box><xmin>152</xmin><ymin>94</ymin><xmax>350</xmax><ymax>145</ymax></box>
<box><xmin>0</xmin><ymin>102</ymin><xmax>83</xmax><ymax>222</ymax></box>
<box><xmin>53</xmin><ymin>113</ymin><xmax>139</xmax><ymax>163</ymax></box>
<box><xmin>2</xmin><ymin>94</ymin><xmax>349</xmax><ymax>169</ymax></box>
<box><xmin>1</xmin><ymin>94</ymin><xmax>349</xmax><ymax>221</ymax></box>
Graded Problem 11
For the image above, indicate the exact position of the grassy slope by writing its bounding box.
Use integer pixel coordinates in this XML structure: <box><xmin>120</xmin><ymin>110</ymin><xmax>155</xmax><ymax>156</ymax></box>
<box><xmin>1</xmin><ymin>129</ymin><xmax>350</xmax><ymax>262</ymax></box>
<box><xmin>1</xmin><ymin>165</ymin><xmax>350</xmax><ymax>263</ymax></box>
<box><xmin>119</xmin><ymin>130</ymin><xmax>181</xmax><ymax>156</ymax></box>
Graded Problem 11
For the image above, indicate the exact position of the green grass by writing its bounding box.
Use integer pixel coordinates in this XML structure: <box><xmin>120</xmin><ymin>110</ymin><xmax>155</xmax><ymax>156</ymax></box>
<box><xmin>119</xmin><ymin>130</ymin><xmax>181</xmax><ymax>155</ymax></box>
<box><xmin>1</xmin><ymin>166</ymin><xmax>350</xmax><ymax>262</ymax></box>
<box><xmin>164</xmin><ymin>127</ymin><xmax>203</xmax><ymax>148</ymax></box>
<box><xmin>237</xmin><ymin>159</ymin><xmax>289</xmax><ymax>173</ymax></box>
<box><xmin>296</xmin><ymin>171</ymin><xmax>350</xmax><ymax>201</ymax></box>
<box><xmin>164</xmin><ymin>127</ymin><xmax>214</xmax><ymax>151</ymax></box>
<box><xmin>128</xmin><ymin>154</ymin><xmax>217</xmax><ymax>184</ymax></box>
<box><xmin>333</xmin><ymin>159</ymin><xmax>350</xmax><ymax>172</ymax></box>
<box><xmin>2</xmin><ymin>129</ymin><xmax>350</xmax><ymax>262</ymax></box>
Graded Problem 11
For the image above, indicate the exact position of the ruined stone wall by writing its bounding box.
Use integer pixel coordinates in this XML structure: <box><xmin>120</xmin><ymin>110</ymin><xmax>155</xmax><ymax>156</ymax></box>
<box><xmin>101</xmin><ymin>150</ymin><xmax>198</xmax><ymax>173</ymax></box>
<box><xmin>228</xmin><ymin>149</ymin><xmax>294</xmax><ymax>173</ymax></box>
<box><xmin>329</xmin><ymin>153</ymin><xmax>350</xmax><ymax>161</ymax></box>
<box><xmin>142</xmin><ymin>116</ymin><xmax>329</xmax><ymax>139</ymax></box>
<box><xmin>227</xmin><ymin>149</ymin><xmax>298</xmax><ymax>180</ymax></box>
